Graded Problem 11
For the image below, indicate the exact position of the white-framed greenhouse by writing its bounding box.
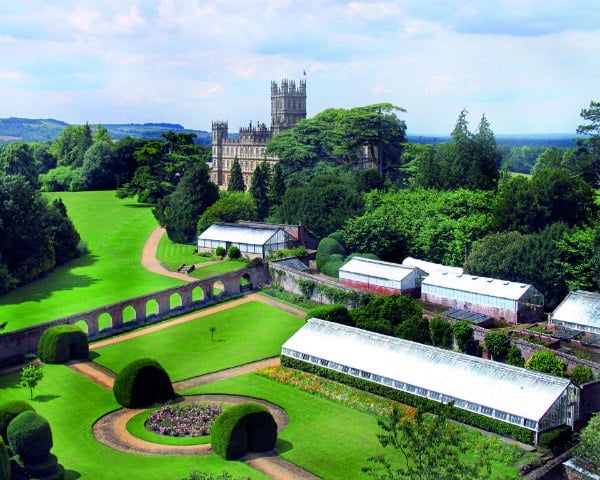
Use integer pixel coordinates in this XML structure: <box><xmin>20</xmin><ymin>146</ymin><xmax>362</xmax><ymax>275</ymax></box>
<box><xmin>197</xmin><ymin>223</ymin><xmax>297</xmax><ymax>259</ymax></box>
<box><xmin>421</xmin><ymin>271</ymin><xmax>544</xmax><ymax>324</ymax></box>
<box><xmin>282</xmin><ymin>318</ymin><xmax>580</xmax><ymax>444</ymax></box>
<box><xmin>339</xmin><ymin>257</ymin><xmax>421</xmax><ymax>296</ymax></box>
<box><xmin>401</xmin><ymin>256</ymin><xmax>464</xmax><ymax>276</ymax></box>
<box><xmin>551</xmin><ymin>291</ymin><xmax>600</xmax><ymax>335</ymax></box>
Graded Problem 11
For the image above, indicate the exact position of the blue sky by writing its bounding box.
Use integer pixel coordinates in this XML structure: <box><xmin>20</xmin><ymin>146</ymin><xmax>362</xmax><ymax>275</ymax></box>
<box><xmin>0</xmin><ymin>1</ymin><xmax>598</xmax><ymax>134</ymax></box>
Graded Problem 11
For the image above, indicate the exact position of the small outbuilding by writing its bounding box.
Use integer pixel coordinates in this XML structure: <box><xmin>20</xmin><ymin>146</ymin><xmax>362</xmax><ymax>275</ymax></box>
<box><xmin>421</xmin><ymin>271</ymin><xmax>544</xmax><ymax>324</ymax></box>
<box><xmin>550</xmin><ymin>290</ymin><xmax>600</xmax><ymax>335</ymax></box>
<box><xmin>339</xmin><ymin>257</ymin><xmax>422</xmax><ymax>296</ymax></box>
<box><xmin>282</xmin><ymin>318</ymin><xmax>580</xmax><ymax>444</ymax></box>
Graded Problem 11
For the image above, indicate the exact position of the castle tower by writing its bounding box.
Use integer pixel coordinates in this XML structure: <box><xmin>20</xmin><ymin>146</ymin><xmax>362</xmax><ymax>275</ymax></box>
<box><xmin>211</xmin><ymin>120</ymin><xmax>228</xmax><ymax>186</ymax></box>
<box><xmin>270</xmin><ymin>79</ymin><xmax>307</xmax><ymax>135</ymax></box>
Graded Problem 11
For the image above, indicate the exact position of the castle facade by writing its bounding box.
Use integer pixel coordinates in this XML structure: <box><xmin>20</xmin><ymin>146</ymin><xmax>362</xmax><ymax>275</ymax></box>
<box><xmin>210</xmin><ymin>79</ymin><xmax>307</xmax><ymax>188</ymax></box>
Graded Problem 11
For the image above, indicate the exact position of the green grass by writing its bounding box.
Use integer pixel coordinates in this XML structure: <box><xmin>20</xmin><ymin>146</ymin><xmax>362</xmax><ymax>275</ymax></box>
<box><xmin>0</xmin><ymin>365</ymin><xmax>267</xmax><ymax>480</ymax></box>
<box><xmin>92</xmin><ymin>302</ymin><xmax>305</xmax><ymax>381</ymax></box>
<box><xmin>184</xmin><ymin>374</ymin><xmax>525</xmax><ymax>480</ymax></box>
<box><xmin>0</xmin><ymin>191</ymin><xmax>182</xmax><ymax>332</ymax></box>
<box><xmin>188</xmin><ymin>260</ymin><xmax>248</xmax><ymax>279</ymax></box>
<box><xmin>156</xmin><ymin>232</ymin><xmax>214</xmax><ymax>270</ymax></box>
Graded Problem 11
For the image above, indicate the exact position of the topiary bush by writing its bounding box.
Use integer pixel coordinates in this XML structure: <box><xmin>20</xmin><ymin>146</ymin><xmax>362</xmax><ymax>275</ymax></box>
<box><xmin>7</xmin><ymin>411</ymin><xmax>53</xmax><ymax>459</ymax></box>
<box><xmin>38</xmin><ymin>324</ymin><xmax>89</xmax><ymax>364</ymax></box>
<box><xmin>305</xmin><ymin>304</ymin><xmax>354</xmax><ymax>326</ymax></box>
<box><xmin>0</xmin><ymin>438</ymin><xmax>9</xmax><ymax>480</ymax></box>
<box><xmin>227</xmin><ymin>245</ymin><xmax>241</xmax><ymax>260</ymax></box>
<box><xmin>211</xmin><ymin>403</ymin><xmax>277</xmax><ymax>460</ymax></box>
<box><xmin>316</xmin><ymin>237</ymin><xmax>345</xmax><ymax>270</ymax></box>
<box><xmin>113</xmin><ymin>358</ymin><xmax>176</xmax><ymax>408</ymax></box>
<box><xmin>0</xmin><ymin>399</ymin><xmax>35</xmax><ymax>444</ymax></box>
<box><xmin>215</xmin><ymin>246</ymin><xmax>226</xmax><ymax>258</ymax></box>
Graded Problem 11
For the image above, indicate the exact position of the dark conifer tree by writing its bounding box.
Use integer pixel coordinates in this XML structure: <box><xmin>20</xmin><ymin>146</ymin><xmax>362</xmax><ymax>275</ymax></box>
<box><xmin>228</xmin><ymin>156</ymin><xmax>245</xmax><ymax>192</ymax></box>
<box><xmin>250</xmin><ymin>160</ymin><xmax>270</xmax><ymax>220</ymax></box>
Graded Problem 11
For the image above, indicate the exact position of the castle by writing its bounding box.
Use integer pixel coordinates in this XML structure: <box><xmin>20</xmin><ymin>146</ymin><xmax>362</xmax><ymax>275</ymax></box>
<box><xmin>210</xmin><ymin>78</ymin><xmax>307</xmax><ymax>188</ymax></box>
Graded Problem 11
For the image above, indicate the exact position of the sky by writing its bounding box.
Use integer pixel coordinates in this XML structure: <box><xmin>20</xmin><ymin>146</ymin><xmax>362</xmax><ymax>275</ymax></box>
<box><xmin>0</xmin><ymin>1</ymin><xmax>598</xmax><ymax>135</ymax></box>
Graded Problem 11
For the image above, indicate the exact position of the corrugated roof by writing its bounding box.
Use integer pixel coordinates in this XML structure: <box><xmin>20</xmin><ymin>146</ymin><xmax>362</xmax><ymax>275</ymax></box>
<box><xmin>198</xmin><ymin>223</ymin><xmax>281</xmax><ymax>245</ymax></box>
<box><xmin>422</xmin><ymin>271</ymin><xmax>534</xmax><ymax>301</ymax></box>
<box><xmin>339</xmin><ymin>257</ymin><xmax>414</xmax><ymax>282</ymax></box>
<box><xmin>402</xmin><ymin>256</ymin><xmax>464</xmax><ymax>276</ymax></box>
<box><xmin>282</xmin><ymin>319</ymin><xmax>572</xmax><ymax>422</ymax></box>
<box><xmin>552</xmin><ymin>290</ymin><xmax>600</xmax><ymax>329</ymax></box>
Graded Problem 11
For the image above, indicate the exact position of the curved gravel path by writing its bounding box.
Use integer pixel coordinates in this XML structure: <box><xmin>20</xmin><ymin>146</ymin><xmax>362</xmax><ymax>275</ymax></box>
<box><xmin>70</xmin><ymin>227</ymin><xmax>321</xmax><ymax>479</ymax></box>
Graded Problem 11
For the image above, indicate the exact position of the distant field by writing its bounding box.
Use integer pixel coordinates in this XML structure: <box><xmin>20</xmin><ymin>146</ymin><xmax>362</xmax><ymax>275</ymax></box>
<box><xmin>0</xmin><ymin>191</ymin><xmax>182</xmax><ymax>332</ymax></box>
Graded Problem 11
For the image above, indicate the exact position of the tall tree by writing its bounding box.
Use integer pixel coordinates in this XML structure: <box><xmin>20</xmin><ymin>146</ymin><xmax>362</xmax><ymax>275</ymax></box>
<box><xmin>249</xmin><ymin>160</ymin><xmax>270</xmax><ymax>220</ymax></box>
<box><xmin>50</xmin><ymin>123</ymin><xmax>93</xmax><ymax>168</ymax></box>
<box><xmin>268</xmin><ymin>161</ymin><xmax>286</xmax><ymax>208</ymax></box>
<box><xmin>81</xmin><ymin>141</ymin><xmax>117</xmax><ymax>190</ymax></box>
<box><xmin>197</xmin><ymin>192</ymin><xmax>258</xmax><ymax>233</ymax></box>
<box><xmin>470</xmin><ymin>114</ymin><xmax>499</xmax><ymax>190</ymax></box>
<box><xmin>0</xmin><ymin>142</ymin><xmax>38</xmax><ymax>187</ymax></box>
<box><xmin>575</xmin><ymin>100</ymin><xmax>600</xmax><ymax>186</ymax></box>
<box><xmin>227</xmin><ymin>156</ymin><xmax>245</xmax><ymax>192</ymax></box>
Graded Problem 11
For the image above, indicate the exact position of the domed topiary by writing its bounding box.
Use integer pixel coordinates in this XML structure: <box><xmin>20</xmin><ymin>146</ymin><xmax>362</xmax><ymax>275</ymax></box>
<box><xmin>0</xmin><ymin>399</ymin><xmax>35</xmax><ymax>444</ymax></box>
<box><xmin>38</xmin><ymin>325</ymin><xmax>89</xmax><ymax>364</ymax></box>
<box><xmin>7</xmin><ymin>411</ymin><xmax>53</xmax><ymax>459</ymax></box>
<box><xmin>113</xmin><ymin>358</ymin><xmax>176</xmax><ymax>408</ymax></box>
<box><xmin>211</xmin><ymin>403</ymin><xmax>277</xmax><ymax>460</ymax></box>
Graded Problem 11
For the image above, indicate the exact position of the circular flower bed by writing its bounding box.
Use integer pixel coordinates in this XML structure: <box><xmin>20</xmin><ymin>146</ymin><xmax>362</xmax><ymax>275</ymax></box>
<box><xmin>145</xmin><ymin>403</ymin><xmax>223</xmax><ymax>437</ymax></box>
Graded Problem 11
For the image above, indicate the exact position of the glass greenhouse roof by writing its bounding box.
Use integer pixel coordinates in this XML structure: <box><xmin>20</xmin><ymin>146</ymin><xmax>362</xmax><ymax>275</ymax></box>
<box><xmin>198</xmin><ymin>223</ymin><xmax>282</xmax><ymax>246</ymax></box>
<box><xmin>339</xmin><ymin>257</ymin><xmax>414</xmax><ymax>282</ymax></box>
<box><xmin>552</xmin><ymin>290</ymin><xmax>600</xmax><ymax>329</ymax></box>
<box><xmin>282</xmin><ymin>319</ymin><xmax>572</xmax><ymax>422</ymax></box>
<box><xmin>422</xmin><ymin>271</ymin><xmax>536</xmax><ymax>301</ymax></box>
<box><xmin>402</xmin><ymin>256</ymin><xmax>464</xmax><ymax>276</ymax></box>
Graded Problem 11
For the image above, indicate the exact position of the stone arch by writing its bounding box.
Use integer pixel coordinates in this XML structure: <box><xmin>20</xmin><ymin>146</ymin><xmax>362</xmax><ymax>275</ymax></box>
<box><xmin>212</xmin><ymin>280</ymin><xmax>225</xmax><ymax>298</ymax></box>
<box><xmin>73</xmin><ymin>319</ymin><xmax>89</xmax><ymax>334</ymax></box>
<box><xmin>169</xmin><ymin>292</ymin><xmax>182</xmax><ymax>310</ymax></box>
<box><xmin>146</xmin><ymin>299</ymin><xmax>159</xmax><ymax>318</ymax></box>
<box><xmin>122</xmin><ymin>305</ymin><xmax>136</xmax><ymax>323</ymax></box>
<box><xmin>241</xmin><ymin>273</ymin><xmax>252</xmax><ymax>291</ymax></box>
<box><xmin>192</xmin><ymin>286</ymin><xmax>204</xmax><ymax>303</ymax></box>
<box><xmin>98</xmin><ymin>312</ymin><xmax>113</xmax><ymax>331</ymax></box>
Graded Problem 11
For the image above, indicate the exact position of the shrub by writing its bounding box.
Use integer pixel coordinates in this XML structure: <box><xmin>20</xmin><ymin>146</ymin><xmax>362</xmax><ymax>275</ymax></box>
<box><xmin>215</xmin><ymin>246</ymin><xmax>226</xmax><ymax>258</ymax></box>
<box><xmin>316</xmin><ymin>237</ymin><xmax>345</xmax><ymax>270</ymax></box>
<box><xmin>305</xmin><ymin>304</ymin><xmax>353</xmax><ymax>326</ymax></box>
<box><xmin>38</xmin><ymin>324</ymin><xmax>89</xmax><ymax>364</ymax></box>
<box><xmin>7</xmin><ymin>411</ymin><xmax>53</xmax><ymax>459</ymax></box>
<box><xmin>211</xmin><ymin>403</ymin><xmax>277</xmax><ymax>460</ymax></box>
<box><xmin>429</xmin><ymin>317</ymin><xmax>453</xmax><ymax>348</ymax></box>
<box><xmin>113</xmin><ymin>358</ymin><xmax>176</xmax><ymax>408</ymax></box>
<box><xmin>0</xmin><ymin>400</ymin><xmax>35</xmax><ymax>444</ymax></box>
<box><xmin>539</xmin><ymin>425</ymin><xmax>572</xmax><ymax>450</ymax></box>
<box><xmin>320</xmin><ymin>260</ymin><xmax>345</xmax><ymax>278</ymax></box>
<box><xmin>0</xmin><ymin>439</ymin><xmax>9</xmax><ymax>480</ymax></box>
<box><xmin>506</xmin><ymin>345</ymin><xmax>525</xmax><ymax>368</ymax></box>
<box><xmin>569</xmin><ymin>365</ymin><xmax>594</xmax><ymax>385</ymax></box>
<box><xmin>227</xmin><ymin>246</ymin><xmax>241</xmax><ymax>260</ymax></box>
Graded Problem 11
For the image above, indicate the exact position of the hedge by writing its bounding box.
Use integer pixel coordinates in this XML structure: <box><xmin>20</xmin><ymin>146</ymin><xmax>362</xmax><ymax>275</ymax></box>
<box><xmin>0</xmin><ymin>439</ymin><xmax>9</xmax><ymax>480</ymax></box>
<box><xmin>281</xmin><ymin>356</ymin><xmax>535</xmax><ymax>445</ymax></box>
<box><xmin>305</xmin><ymin>304</ymin><xmax>354</xmax><ymax>327</ymax></box>
<box><xmin>0</xmin><ymin>399</ymin><xmax>35</xmax><ymax>444</ymax></box>
<box><xmin>113</xmin><ymin>358</ymin><xmax>176</xmax><ymax>408</ymax></box>
<box><xmin>211</xmin><ymin>403</ymin><xmax>277</xmax><ymax>460</ymax></box>
<box><xmin>7</xmin><ymin>411</ymin><xmax>53</xmax><ymax>459</ymax></box>
<box><xmin>38</xmin><ymin>325</ymin><xmax>89</xmax><ymax>364</ymax></box>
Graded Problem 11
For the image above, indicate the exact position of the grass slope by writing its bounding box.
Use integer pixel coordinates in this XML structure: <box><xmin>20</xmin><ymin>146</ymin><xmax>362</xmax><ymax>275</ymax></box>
<box><xmin>0</xmin><ymin>191</ymin><xmax>182</xmax><ymax>332</ymax></box>
<box><xmin>92</xmin><ymin>302</ymin><xmax>304</xmax><ymax>381</ymax></box>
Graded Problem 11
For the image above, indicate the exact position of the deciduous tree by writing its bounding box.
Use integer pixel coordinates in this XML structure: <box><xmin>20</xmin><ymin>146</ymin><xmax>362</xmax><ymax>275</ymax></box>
<box><xmin>525</xmin><ymin>350</ymin><xmax>566</xmax><ymax>377</ymax></box>
<box><xmin>21</xmin><ymin>365</ymin><xmax>43</xmax><ymax>400</ymax></box>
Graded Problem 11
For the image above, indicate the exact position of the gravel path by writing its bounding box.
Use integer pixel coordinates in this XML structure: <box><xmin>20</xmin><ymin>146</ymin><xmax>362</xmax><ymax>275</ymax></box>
<box><xmin>67</xmin><ymin>227</ymin><xmax>320</xmax><ymax>479</ymax></box>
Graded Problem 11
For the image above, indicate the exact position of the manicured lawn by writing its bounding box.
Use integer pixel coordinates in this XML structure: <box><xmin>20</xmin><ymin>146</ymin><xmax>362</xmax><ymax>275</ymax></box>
<box><xmin>156</xmin><ymin>232</ymin><xmax>214</xmax><ymax>270</ymax></box>
<box><xmin>0</xmin><ymin>365</ymin><xmax>267</xmax><ymax>480</ymax></box>
<box><xmin>189</xmin><ymin>260</ymin><xmax>248</xmax><ymax>279</ymax></box>
<box><xmin>185</xmin><ymin>374</ymin><xmax>524</xmax><ymax>480</ymax></box>
<box><xmin>0</xmin><ymin>191</ymin><xmax>182</xmax><ymax>332</ymax></box>
<box><xmin>92</xmin><ymin>302</ymin><xmax>305</xmax><ymax>380</ymax></box>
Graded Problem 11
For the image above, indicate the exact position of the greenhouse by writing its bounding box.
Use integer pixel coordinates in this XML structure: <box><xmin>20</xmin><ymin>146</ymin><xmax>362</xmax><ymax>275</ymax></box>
<box><xmin>339</xmin><ymin>257</ymin><xmax>421</xmax><ymax>296</ymax></box>
<box><xmin>197</xmin><ymin>222</ymin><xmax>297</xmax><ymax>259</ymax></box>
<box><xmin>551</xmin><ymin>291</ymin><xmax>600</xmax><ymax>334</ymax></box>
<box><xmin>282</xmin><ymin>318</ymin><xmax>580</xmax><ymax>444</ymax></box>
<box><xmin>401</xmin><ymin>256</ymin><xmax>464</xmax><ymax>276</ymax></box>
<box><xmin>421</xmin><ymin>271</ymin><xmax>544</xmax><ymax>324</ymax></box>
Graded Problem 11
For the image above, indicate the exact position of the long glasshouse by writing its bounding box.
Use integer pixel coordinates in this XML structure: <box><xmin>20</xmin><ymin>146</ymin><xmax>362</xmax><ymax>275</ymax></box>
<box><xmin>339</xmin><ymin>257</ymin><xmax>421</xmax><ymax>296</ymax></box>
<box><xmin>550</xmin><ymin>290</ymin><xmax>600</xmax><ymax>335</ymax></box>
<box><xmin>282</xmin><ymin>318</ymin><xmax>580</xmax><ymax>444</ymax></box>
<box><xmin>421</xmin><ymin>271</ymin><xmax>544</xmax><ymax>324</ymax></box>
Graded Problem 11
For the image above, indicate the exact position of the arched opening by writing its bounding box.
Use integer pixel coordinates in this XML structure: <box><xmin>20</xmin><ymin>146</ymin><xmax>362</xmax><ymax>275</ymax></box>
<box><xmin>73</xmin><ymin>320</ymin><xmax>89</xmax><ymax>334</ymax></box>
<box><xmin>192</xmin><ymin>286</ymin><xmax>204</xmax><ymax>303</ymax></box>
<box><xmin>122</xmin><ymin>305</ymin><xmax>136</xmax><ymax>323</ymax></box>
<box><xmin>98</xmin><ymin>312</ymin><xmax>113</xmax><ymax>331</ymax></box>
<box><xmin>170</xmin><ymin>293</ymin><xmax>182</xmax><ymax>310</ymax></box>
<box><xmin>212</xmin><ymin>280</ymin><xmax>225</xmax><ymax>298</ymax></box>
<box><xmin>146</xmin><ymin>299</ymin><xmax>159</xmax><ymax>318</ymax></box>
<box><xmin>241</xmin><ymin>273</ymin><xmax>252</xmax><ymax>291</ymax></box>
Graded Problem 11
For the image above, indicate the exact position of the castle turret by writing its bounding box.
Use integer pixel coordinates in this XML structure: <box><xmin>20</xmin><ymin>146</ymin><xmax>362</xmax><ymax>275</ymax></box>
<box><xmin>271</xmin><ymin>79</ymin><xmax>307</xmax><ymax>135</ymax></box>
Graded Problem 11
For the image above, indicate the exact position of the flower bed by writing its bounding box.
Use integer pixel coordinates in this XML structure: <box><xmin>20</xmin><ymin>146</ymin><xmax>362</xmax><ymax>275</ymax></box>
<box><xmin>145</xmin><ymin>403</ymin><xmax>223</xmax><ymax>437</ymax></box>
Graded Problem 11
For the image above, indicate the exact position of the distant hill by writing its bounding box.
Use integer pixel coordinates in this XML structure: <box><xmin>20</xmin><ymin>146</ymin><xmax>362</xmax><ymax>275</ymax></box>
<box><xmin>407</xmin><ymin>133</ymin><xmax>582</xmax><ymax>148</ymax></box>
<box><xmin>0</xmin><ymin>118</ymin><xmax>211</xmax><ymax>145</ymax></box>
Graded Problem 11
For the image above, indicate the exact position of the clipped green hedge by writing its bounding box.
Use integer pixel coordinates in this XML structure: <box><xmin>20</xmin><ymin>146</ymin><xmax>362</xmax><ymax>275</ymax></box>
<box><xmin>316</xmin><ymin>238</ymin><xmax>345</xmax><ymax>270</ymax></box>
<box><xmin>281</xmin><ymin>356</ymin><xmax>535</xmax><ymax>445</ymax></box>
<box><xmin>211</xmin><ymin>403</ymin><xmax>277</xmax><ymax>460</ymax></box>
<box><xmin>0</xmin><ymin>439</ymin><xmax>9</xmax><ymax>480</ymax></box>
<box><xmin>38</xmin><ymin>325</ymin><xmax>89</xmax><ymax>364</ymax></box>
<box><xmin>0</xmin><ymin>399</ymin><xmax>35</xmax><ymax>444</ymax></box>
<box><xmin>305</xmin><ymin>304</ymin><xmax>354</xmax><ymax>326</ymax></box>
<box><xmin>539</xmin><ymin>425</ymin><xmax>572</xmax><ymax>449</ymax></box>
<box><xmin>113</xmin><ymin>358</ymin><xmax>176</xmax><ymax>408</ymax></box>
<box><xmin>7</xmin><ymin>411</ymin><xmax>53</xmax><ymax>459</ymax></box>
